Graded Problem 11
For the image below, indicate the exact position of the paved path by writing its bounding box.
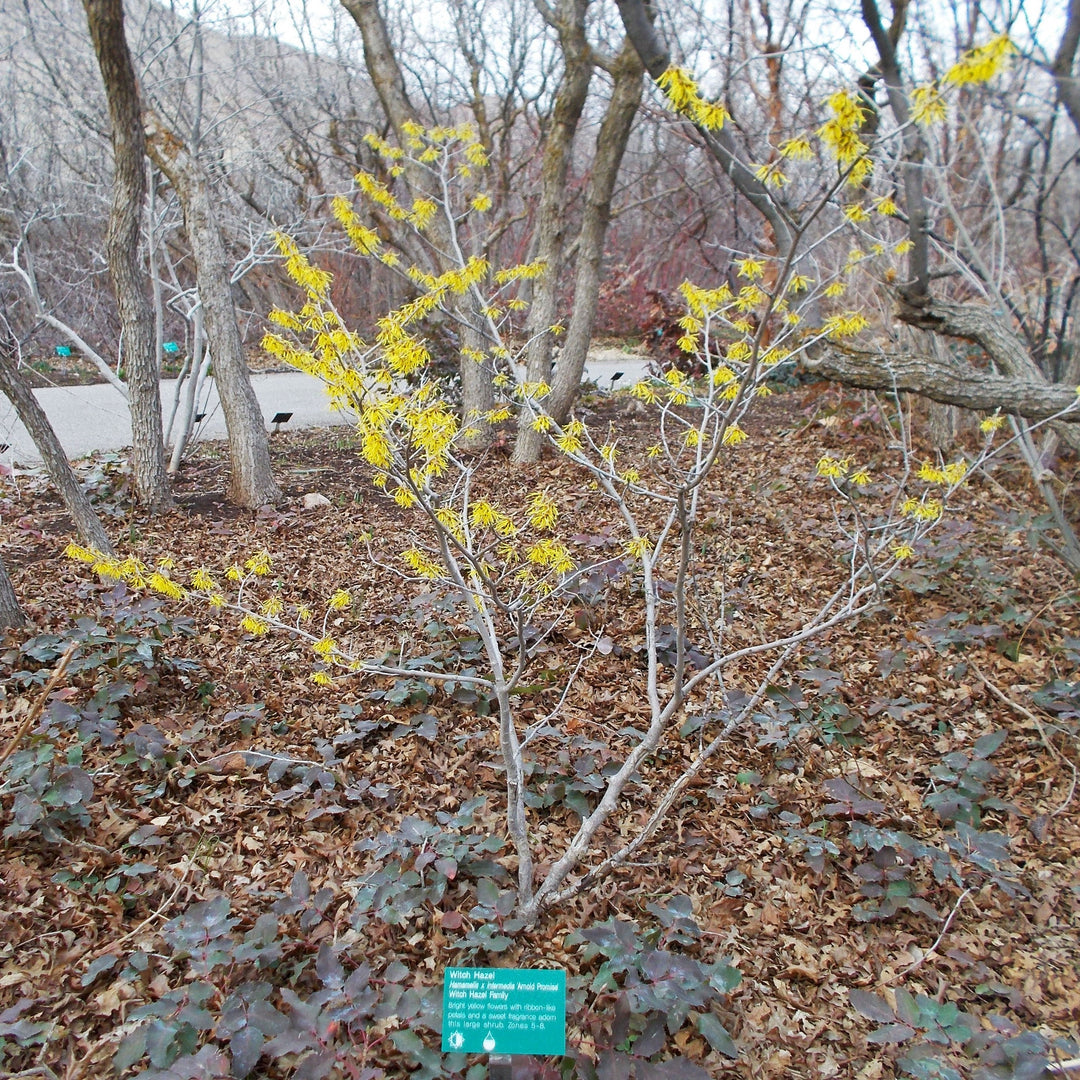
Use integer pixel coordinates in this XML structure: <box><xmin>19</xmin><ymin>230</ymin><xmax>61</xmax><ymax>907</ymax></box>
<box><xmin>0</xmin><ymin>352</ymin><xmax>651</xmax><ymax>467</ymax></box>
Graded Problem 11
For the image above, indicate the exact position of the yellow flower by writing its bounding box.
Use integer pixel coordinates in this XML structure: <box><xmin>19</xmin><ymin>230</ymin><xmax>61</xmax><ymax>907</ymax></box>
<box><xmin>779</xmin><ymin>136</ymin><xmax>814</xmax><ymax>160</ymax></box>
<box><xmin>917</xmin><ymin>461</ymin><xmax>945</xmax><ymax>484</ymax></box>
<box><xmin>980</xmin><ymin>414</ymin><xmax>1006</xmax><ymax>433</ymax></box>
<box><xmin>525</xmin><ymin>539</ymin><xmax>574</xmax><ymax>575</ymax></box>
<box><xmin>656</xmin><ymin>66</ymin><xmax>699</xmax><ymax>112</ymax></box>
<box><xmin>526</xmin><ymin>491</ymin><xmax>559</xmax><ymax>531</ymax></box>
<box><xmin>260</xmin><ymin>596</ymin><xmax>285</xmax><ymax>617</ymax></box>
<box><xmin>821</xmin><ymin>312</ymin><xmax>870</xmax><ymax>339</ymax></box>
<box><xmin>328</xmin><ymin>589</ymin><xmax>352</xmax><ymax>611</ymax></box>
<box><xmin>901</xmin><ymin>497</ymin><xmax>943</xmax><ymax>521</ymax></box>
<box><xmin>191</xmin><ymin>567</ymin><xmax>217</xmax><ymax>591</ymax></box>
<box><xmin>313</xmin><ymin>637</ymin><xmax>337</xmax><ymax>659</ymax></box>
<box><xmin>471</xmin><ymin>193</ymin><xmax>493</xmax><ymax>212</ymax></box>
<box><xmin>722</xmin><ymin>424</ymin><xmax>748</xmax><ymax>446</ymax></box>
<box><xmin>646</xmin><ymin>444</ymin><xmax>663</xmax><ymax>458</ymax></box>
<box><xmin>754</xmin><ymin>162</ymin><xmax>789</xmax><ymax>188</ymax></box>
<box><xmin>241</xmin><ymin>614</ymin><xmax>268</xmax><ymax>636</ymax></box>
<box><xmin>631</xmin><ymin>381</ymin><xmax>660</xmax><ymax>404</ymax></box>
<box><xmin>911</xmin><ymin>85</ymin><xmax>948</xmax><ymax>125</ymax></box>
<box><xmin>891</xmin><ymin>542</ymin><xmax>916</xmax><ymax>560</ymax></box>
<box><xmin>736</xmin><ymin>257</ymin><xmax>766</xmax><ymax>281</ymax></box>
<box><xmin>245</xmin><ymin>550</ymin><xmax>272</xmax><ymax>576</ymax></box>
<box><xmin>556</xmin><ymin>420</ymin><xmax>585</xmax><ymax>455</ymax></box>
<box><xmin>942</xmin><ymin>461</ymin><xmax>967</xmax><ymax>485</ymax></box>
<box><xmin>64</xmin><ymin>542</ymin><xmax>99</xmax><ymax>564</ymax></box>
<box><xmin>817</xmin><ymin>455</ymin><xmax>849</xmax><ymax>479</ymax></box>
<box><xmin>403</xmin><ymin>548</ymin><xmax>442</xmax><ymax>579</ymax></box>
<box><xmin>625</xmin><ymin>535</ymin><xmax>652</xmax><ymax>559</ymax></box>
<box><xmin>945</xmin><ymin>34</ymin><xmax>1015</xmax><ymax>87</ymax></box>
<box><xmin>310</xmin><ymin>671</ymin><xmax>334</xmax><ymax>687</ymax></box>
<box><xmin>851</xmin><ymin>468</ymin><xmax>871</xmax><ymax>486</ymax></box>
<box><xmin>148</xmin><ymin>572</ymin><xmax>187</xmax><ymax>601</ymax></box>
<box><xmin>464</xmin><ymin>141</ymin><xmax>489</xmax><ymax>167</ymax></box>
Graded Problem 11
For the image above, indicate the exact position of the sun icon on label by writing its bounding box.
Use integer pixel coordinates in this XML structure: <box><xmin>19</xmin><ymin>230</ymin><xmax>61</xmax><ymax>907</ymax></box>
<box><xmin>448</xmin><ymin>1032</ymin><xmax>464</xmax><ymax>1050</ymax></box>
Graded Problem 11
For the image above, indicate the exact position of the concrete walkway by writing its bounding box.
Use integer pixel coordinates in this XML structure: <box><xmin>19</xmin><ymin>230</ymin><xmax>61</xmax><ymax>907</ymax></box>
<box><xmin>0</xmin><ymin>352</ymin><xmax>651</xmax><ymax>467</ymax></box>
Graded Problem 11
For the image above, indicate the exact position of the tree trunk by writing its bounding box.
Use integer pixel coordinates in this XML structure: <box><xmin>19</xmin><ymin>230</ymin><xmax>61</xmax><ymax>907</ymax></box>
<box><xmin>0</xmin><ymin>350</ymin><xmax>116</xmax><ymax>556</ymax></box>
<box><xmin>0</xmin><ymin>551</ymin><xmax>26</xmax><ymax>630</ymax></box>
<box><xmin>805</xmin><ymin>344</ymin><xmax>1080</xmax><ymax>425</ymax></box>
<box><xmin>511</xmin><ymin>0</ymin><xmax>593</xmax><ymax>462</ymax></box>
<box><xmin>525</xmin><ymin>38</ymin><xmax>645</xmax><ymax>439</ymax></box>
<box><xmin>146</xmin><ymin>114</ymin><xmax>282</xmax><ymax>507</ymax></box>
<box><xmin>1051</xmin><ymin>0</ymin><xmax>1080</xmax><ymax>138</ymax></box>
<box><xmin>82</xmin><ymin>0</ymin><xmax>171</xmax><ymax>513</ymax></box>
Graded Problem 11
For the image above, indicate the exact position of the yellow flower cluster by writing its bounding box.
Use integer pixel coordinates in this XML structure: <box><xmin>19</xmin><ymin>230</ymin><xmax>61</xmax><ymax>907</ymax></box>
<box><xmin>821</xmin><ymin>312</ymin><xmax>870</xmax><ymax>339</ymax></box>
<box><xmin>818</xmin><ymin>90</ymin><xmax>872</xmax><ymax>185</ymax></box>
<box><xmin>917</xmin><ymin>460</ymin><xmax>967</xmax><ymax>485</ymax></box>
<box><xmin>273</xmin><ymin>233</ymin><xmax>331</xmax><ymax>300</ymax></box>
<box><xmin>945</xmin><ymin>35</ymin><xmax>1015</xmax><ymax>87</ymax></box>
<box><xmin>525</xmin><ymin>539</ymin><xmax>574</xmax><ymax>575</ymax></box>
<box><xmin>656</xmin><ymin>68</ymin><xmax>728</xmax><ymax>131</ymax></box>
<box><xmin>526</xmin><ymin>491</ymin><xmax>559</xmax><ymax>530</ymax></box>
<box><xmin>471</xmin><ymin>500</ymin><xmax>517</xmax><ymax>538</ymax></box>
<box><xmin>494</xmin><ymin>260</ymin><xmax>547</xmax><ymax>285</ymax></box>
<box><xmin>902</xmin><ymin>497</ymin><xmax>944</xmax><ymax>521</ymax></box>
<box><xmin>816</xmin><ymin>456</ymin><xmax>870</xmax><ymax>486</ymax></box>
<box><xmin>332</xmin><ymin>196</ymin><xmax>383</xmax><ymax>257</ymax></box>
<box><xmin>911</xmin><ymin>85</ymin><xmax>948</xmax><ymax>126</ymax></box>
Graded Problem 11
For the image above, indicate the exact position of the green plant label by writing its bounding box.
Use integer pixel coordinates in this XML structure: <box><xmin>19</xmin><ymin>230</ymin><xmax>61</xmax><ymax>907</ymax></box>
<box><xmin>162</xmin><ymin>341</ymin><xmax>180</xmax><ymax>353</ymax></box>
<box><xmin>441</xmin><ymin>967</ymin><xmax>565</xmax><ymax>1056</ymax></box>
<box><xmin>55</xmin><ymin>345</ymin><xmax>72</xmax><ymax>356</ymax></box>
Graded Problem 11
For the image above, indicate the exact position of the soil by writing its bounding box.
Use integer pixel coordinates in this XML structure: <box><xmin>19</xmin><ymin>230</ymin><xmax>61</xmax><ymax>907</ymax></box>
<box><xmin>0</xmin><ymin>385</ymin><xmax>1077</xmax><ymax>1078</ymax></box>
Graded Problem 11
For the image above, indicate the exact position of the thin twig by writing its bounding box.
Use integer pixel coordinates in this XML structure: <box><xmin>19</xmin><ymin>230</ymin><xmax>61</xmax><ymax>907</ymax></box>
<box><xmin>897</xmin><ymin>887</ymin><xmax>973</xmax><ymax>976</ymax></box>
<box><xmin>88</xmin><ymin>872</ymin><xmax>189</xmax><ymax>960</ymax></box>
<box><xmin>969</xmin><ymin>660</ymin><xmax>1077</xmax><ymax>815</ymax></box>
<box><xmin>0</xmin><ymin>643</ymin><xmax>78</xmax><ymax>772</ymax></box>
<box><xmin>1047</xmin><ymin>1059</ymin><xmax>1080</xmax><ymax>1075</ymax></box>
<box><xmin>969</xmin><ymin>659</ymin><xmax>1062</xmax><ymax>761</ymax></box>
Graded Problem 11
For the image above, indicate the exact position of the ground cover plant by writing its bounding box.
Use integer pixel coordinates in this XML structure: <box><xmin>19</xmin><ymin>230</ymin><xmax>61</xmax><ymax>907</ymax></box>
<box><xmin>2</xmin><ymin>380</ymin><xmax>1079</xmax><ymax>1078</ymax></box>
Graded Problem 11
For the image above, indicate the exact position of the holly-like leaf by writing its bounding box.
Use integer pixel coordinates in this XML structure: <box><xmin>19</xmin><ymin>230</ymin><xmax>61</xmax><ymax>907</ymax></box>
<box><xmin>850</xmin><ymin>989</ymin><xmax>896</xmax><ymax>1024</ymax></box>
<box><xmin>697</xmin><ymin>1012</ymin><xmax>738</xmax><ymax>1057</ymax></box>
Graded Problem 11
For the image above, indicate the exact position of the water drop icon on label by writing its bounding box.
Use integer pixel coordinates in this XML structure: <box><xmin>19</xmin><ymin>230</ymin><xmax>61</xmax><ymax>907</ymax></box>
<box><xmin>483</xmin><ymin>1033</ymin><xmax>496</xmax><ymax>1052</ymax></box>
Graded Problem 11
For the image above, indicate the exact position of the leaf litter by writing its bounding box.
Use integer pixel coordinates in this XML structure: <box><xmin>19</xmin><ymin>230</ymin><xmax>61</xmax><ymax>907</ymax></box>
<box><xmin>0</xmin><ymin>386</ymin><xmax>1077</xmax><ymax>1078</ymax></box>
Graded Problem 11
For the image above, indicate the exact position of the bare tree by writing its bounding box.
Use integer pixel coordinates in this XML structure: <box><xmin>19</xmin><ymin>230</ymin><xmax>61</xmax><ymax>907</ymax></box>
<box><xmin>0</xmin><ymin>549</ymin><xmax>23</xmax><ymax>629</ymax></box>
<box><xmin>340</xmin><ymin>0</ymin><xmax>497</xmax><ymax>438</ymax></box>
<box><xmin>81</xmin><ymin>0</ymin><xmax>171</xmax><ymax>513</ymax></box>
<box><xmin>513</xmin><ymin>4</ymin><xmax>646</xmax><ymax>462</ymax></box>
<box><xmin>0</xmin><ymin>314</ymin><xmax>114</xmax><ymax>555</ymax></box>
<box><xmin>145</xmin><ymin>113</ymin><xmax>282</xmax><ymax>508</ymax></box>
